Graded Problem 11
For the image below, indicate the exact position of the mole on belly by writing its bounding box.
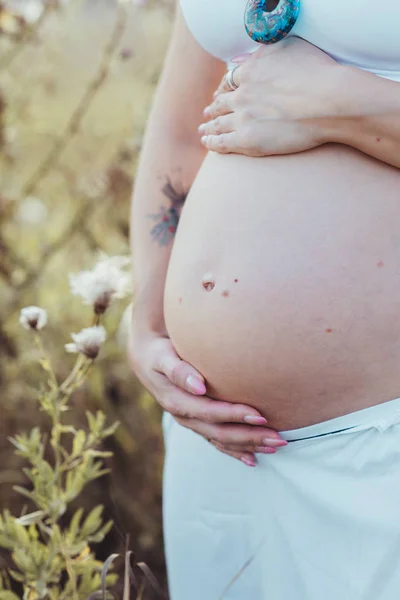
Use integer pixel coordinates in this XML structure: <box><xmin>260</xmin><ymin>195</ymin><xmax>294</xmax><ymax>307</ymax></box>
<box><xmin>202</xmin><ymin>272</ymin><xmax>215</xmax><ymax>291</ymax></box>
<box><xmin>222</xmin><ymin>290</ymin><xmax>230</xmax><ymax>298</ymax></box>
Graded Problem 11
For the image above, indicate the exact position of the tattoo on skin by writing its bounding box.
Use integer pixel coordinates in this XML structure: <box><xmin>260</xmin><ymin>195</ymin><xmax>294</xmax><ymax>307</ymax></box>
<box><xmin>148</xmin><ymin>177</ymin><xmax>187</xmax><ymax>246</ymax></box>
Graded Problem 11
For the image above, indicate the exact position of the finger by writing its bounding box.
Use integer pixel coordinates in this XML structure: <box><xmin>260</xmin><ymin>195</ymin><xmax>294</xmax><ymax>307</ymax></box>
<box><xmin>215</xmin><ymin>442</ymin><xmax>280</xmax><ymax>453</ymax></box>
<box><xmin>201</xmin><ymin>132</ymin><xmax>239</xmax><ymax>154</ymax></box>
<box><xmin>231</xmin><ymin>53</ymin><xmax>252</xmax><ymax>64</ymax></box>
<box><xmin>214</xmin><ymin>65</ymin><xmax>244</xmax><ymax>97</ymax></box>
<box><xmin>210</xmin><ymin>441</ymin><xmax>256</xmax><ymax>467</ymax></box>
<box><xmin>203</xmin><ymin>92</ymin><xmax>234</xmax><ymax>120</ymax></box>
<box><xmin>155</xmin><ymin>348</ymin><xmax>206</xmax><ymax>395</ymax></box>
<box><xmin>174</xmin><ymin>417</ymin><xmax>286</xmax><ymax>447</ymax></box>
<box><xmin>223</xmin><ymin>64</ymin><xmax>243</xmax><ymax>92</ymax></box>
<box><xmin>158</xmin><ymin>385</ymin><xmax>268</xmax><ymax>425</ymax></box>
<box><xmin>213</xmin><ymin>79</ymin><xmax>227</xmax><ymax>99</ymax></box>
<box><xmin>198</xmin><ymin>114</ymin><xmax>235</xmax><ymax>137</ymax></box>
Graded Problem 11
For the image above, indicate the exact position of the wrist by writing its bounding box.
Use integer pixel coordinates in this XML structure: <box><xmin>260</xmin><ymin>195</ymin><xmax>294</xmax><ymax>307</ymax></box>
<box><xmin>313</xmin><ymin>64</ymin><xmax>357</xmax><ymax>145</ymax></box>
<box><xmin>131</xmin><ymin>297</ymin><xmax>167</xmax><ymax>338</ymax></box>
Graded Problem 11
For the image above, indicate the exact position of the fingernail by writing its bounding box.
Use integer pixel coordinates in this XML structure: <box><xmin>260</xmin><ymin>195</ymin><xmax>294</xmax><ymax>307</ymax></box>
<box><xmin>241</xmin><ymin>457</ymin><xmax>256</xmax><ymax>467</ymax></box>
<box><xmin>186</xmin><ymin>375</ymin><xmax>206</xmax><ymax>395</ymax></box>
<box><xmin>255</xmin><ymin>446</ymin><xmax>276</xmax><ymax>454</ymax></box>
<box><xmin>201</xmin><ymin>136</ymin><xmax>208</xmax><ymax>144</ymax></box>
<box><xmin>203</xmin><ymin>106</ymin><xmax>210</xmax><ymax>117</ymax></box>
<box><xmin>198</xmin><ymin>123</ymin><xmax>206</xmax><ymax>133</ymax></box>
<box><xmin>244</xmin><ymin>415</ymin><xmax>268</xmax><ymax>425</ymax></box>
<box><xmin>231</xmin><ymin>53</ymin><xmax>250</xmax><ymax>63</ymax></box>
<box><xmin>263</xmin><ymin>438</ymin><xmax>288</xmax><ymax>447</ymax></box>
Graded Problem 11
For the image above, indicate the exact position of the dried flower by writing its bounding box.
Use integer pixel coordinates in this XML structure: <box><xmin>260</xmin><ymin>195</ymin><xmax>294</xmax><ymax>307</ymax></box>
<box><xmin>19</xmin><ymin>306</ymin><xmax>48</xmax><ymax>331</ymax></box>
<box><xmin>17</xmin><ymin>196</ymin><xmax>48</xmax><ymax>225</ymax></box>
<box><xmin>65</xmin><ymin>326</ymin><xmax>106</xmax><ymax>359</ymax></box>
<box><xmin>16</xmin><ymin>0</ymin><xmax>44</xmax><ymax>24</ymax></box>
<box><xmin>69</xmin><ymin>254</ymin><xmax>131</xmax><ymax>315</ymax></box>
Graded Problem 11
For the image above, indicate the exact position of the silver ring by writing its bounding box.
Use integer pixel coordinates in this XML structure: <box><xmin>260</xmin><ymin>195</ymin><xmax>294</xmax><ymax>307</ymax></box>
<box><xmin>225</xmin><ymin>66</ymin><xmax>239</xmax><ymax>91</ymax></box>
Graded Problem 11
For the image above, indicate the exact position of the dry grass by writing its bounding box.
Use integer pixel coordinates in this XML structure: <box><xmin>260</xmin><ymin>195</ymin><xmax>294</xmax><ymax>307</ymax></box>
<box><xmin>0</xmin><ymin>0</ymin><xmax>174</xmax><ymax>593</ymax></box>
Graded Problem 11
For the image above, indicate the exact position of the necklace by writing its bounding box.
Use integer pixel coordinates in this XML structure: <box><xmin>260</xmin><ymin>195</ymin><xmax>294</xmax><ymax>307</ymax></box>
<box><xmin>244</xmin><ymin>0</ymin><xmax>300</xmax><ymax>45</ymax></box>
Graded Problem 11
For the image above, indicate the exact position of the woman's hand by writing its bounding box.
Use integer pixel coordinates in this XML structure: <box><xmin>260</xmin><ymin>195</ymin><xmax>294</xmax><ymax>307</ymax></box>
<box><xmin>198</xmin><ymin>37</ymin><xmax>343</xmax><ymax>156</ymax></box>
<box><xmin>128</xmin><ymin>324</ymin><xmax>287</xmax><ymax>467</ymax></box>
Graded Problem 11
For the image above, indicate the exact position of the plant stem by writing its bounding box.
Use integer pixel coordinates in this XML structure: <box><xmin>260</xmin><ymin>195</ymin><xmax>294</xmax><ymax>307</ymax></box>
<box><xmin>34</xmin><ymin>334</ymin><xmax>58</xmax><ymax>392</ymax></box>
<box><xmin>59</xmin><ymin>535</ymin><xmax>79</xmax><ymax>600</ymax></box>
<box><xmin>59</xmin><ymin>354</ymin><xmax>85</xmax><ymax>394</ymax></box>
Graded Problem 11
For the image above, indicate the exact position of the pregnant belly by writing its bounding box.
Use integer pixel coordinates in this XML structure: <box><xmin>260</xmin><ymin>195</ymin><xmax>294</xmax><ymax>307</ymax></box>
<box><xmin>164</xmin><ymin>146</ymin><xmax>400</xmax><ymax>429</ymax></box>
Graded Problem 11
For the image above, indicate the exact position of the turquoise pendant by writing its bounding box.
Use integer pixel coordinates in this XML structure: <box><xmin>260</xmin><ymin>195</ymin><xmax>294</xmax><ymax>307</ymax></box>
<box><xmin>244</xmin><ymin>0</ymin><xmax>300</xmax><ymax>45</ymax></box>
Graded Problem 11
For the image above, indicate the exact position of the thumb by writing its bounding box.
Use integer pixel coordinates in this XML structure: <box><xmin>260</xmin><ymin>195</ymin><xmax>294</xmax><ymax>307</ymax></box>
<box><xmin>155</xmin><ymin>340</ymin><xmax>207</xmax><ymax>395</ymax></box>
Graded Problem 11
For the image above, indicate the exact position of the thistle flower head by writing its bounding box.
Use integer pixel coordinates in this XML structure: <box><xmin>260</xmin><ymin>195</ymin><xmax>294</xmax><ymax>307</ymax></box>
<box><xmin>17</xmin><ymin>196</ymin><xmax>48</xmax><ymax>225</ymax></box>
<box><xmin>19</xmin><ymin>306</ymin><xmax>48</xmax><ymax>331</ymax></box>
<box><xmin>69</xmin><ymin>253</ymin><xmax>131</xmax><ymax>314</ymax></box>
<box><xmin>65</xmin><ymin>326</ymin><xmax>107</xmax><ymax>359</ymax></box>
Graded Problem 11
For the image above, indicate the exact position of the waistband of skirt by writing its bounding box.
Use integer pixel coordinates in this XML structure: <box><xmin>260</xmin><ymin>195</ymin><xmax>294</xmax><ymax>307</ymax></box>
<box><xmin>280</xmin><ymin>396</ymin><xmax>400</xmax><ymax>442</ymax></box>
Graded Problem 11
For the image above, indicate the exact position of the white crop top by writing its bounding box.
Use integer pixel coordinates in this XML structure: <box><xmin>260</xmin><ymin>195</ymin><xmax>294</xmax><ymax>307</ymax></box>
<box><xmin>180</xmin><ymin>0</ymin><xmax>400</xmax><ymax>82</ymax></box>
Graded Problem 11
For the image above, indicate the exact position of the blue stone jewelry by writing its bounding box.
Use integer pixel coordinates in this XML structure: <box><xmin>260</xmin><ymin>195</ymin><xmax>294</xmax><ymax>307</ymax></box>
<box><xmin>244</xmin><ymin>0</ymin><xmax>300</xmax><ymax>45</ymax></box>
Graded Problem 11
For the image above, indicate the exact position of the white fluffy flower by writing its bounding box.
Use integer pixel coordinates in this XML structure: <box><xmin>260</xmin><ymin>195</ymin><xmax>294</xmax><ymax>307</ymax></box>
<box><xmin>16</xmin><ymin>0</ymin><xmax>44</xmax><ymax>24</ymax></box>
<box><xmin>20</xmin><ymin>306</ymin><xmax>48</xmax><ymax>331</ymax></box>
<box><xmin>69</xmin><ymin>254</ymin><xmax>131</xmax><ymax>314</ymax></box>
<box><xmin>65</xmin><ymin>326</ymin><xmax>107</xmax><ymax>359</ymax></box>
<box><xmin>17</xmin><ymin>196</ymin><xmax>48</xmax><ymax>225</ymax></box>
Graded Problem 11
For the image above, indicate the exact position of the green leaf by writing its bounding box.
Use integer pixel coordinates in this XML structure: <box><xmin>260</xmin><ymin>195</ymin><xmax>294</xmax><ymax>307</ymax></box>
<box><xmin>72</xmin><ymin>430</ymin><xmax>86</xmax><ymax>457</ymax></box>
<box><xmin>28</xmin><ymin>523</ymin><xmax>39</xmax><ymax>541</ymax></box>
<box><xmin>8</xmin><ymin>436</ymin><xmax>27</xmax><ymax>454</ymax></box>
<box><xmin>101</xmin><ymin>421</ymin><xmax>120</xmax><ymax>439</ymax></box>
<box><xmin>86</xmin><ymin>411</ymin><xmax>96</xmax><ymax>432</ymax></box>
<box><xmin>81</xmin><ymin>506</ymin><xmax>104</xmax><ymax>539</ymax></box>
<box><xmin>8</xmin><ymin>570</ymin><xmax>24</xmax><ymax>583</ymax></box>
<box><xmin>59</xmin><ymin>425</ymin><xmax>77</xmax><ymax>435</ymax></box>
<box><xmin>68</xmin><ymin>507</ymin><xmax>84</xmax><ymax>543</ymax></box>
<box><xmin>12</xmin><ymin>522</ymin><xmax>30</xmax><ymax>547</ymax></box>
<box><xmin>13</xmin><ymin>486</ymin><xmax>35</xmax><ymax>501</ymax></box>
<box><xmin>64</xmin><ymin>468</ymin><xmax>86</xmax><ymax>503</ymax></box>
<box><xmin>36</xmin><ymin>459</ymin><xmax>54</xmax><ymax>481</ymax></box>
<box><xmin>85</xmin><ymin>450</ymin><xmax>113</xmax><ymax>458</ymax></box>
<box><xmin>16</xmin><ymin>511</ymin><xmax>45</xmax><ymax>526</ymax></box>
<box><xmin>13</xmin><ymin>546</ymin><xmax>35</xmax><ymax>573</ymax></box>
<box><xmin>88</xmin><ymin>520</ymin><xmax>113</xmax><ymax>544</ymax></box>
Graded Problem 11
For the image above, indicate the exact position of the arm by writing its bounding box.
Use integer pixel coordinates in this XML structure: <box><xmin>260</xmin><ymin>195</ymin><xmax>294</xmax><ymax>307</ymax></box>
<box><xmin>131</xmin><ymin>6</ymin><xmax>225</xmax><ymax>330</ymax></box>
<box><xmin>129</xmin><ymin>6</ymin><xmax>285</xmax><ymax>466</ymax></box>
<box><xmin>324</xmin><ymin>66</ymin><xmax>400</xmax><ymax>169</ymax></box>
<box><xmin>198</xmin><ymin>37</ymin><xmax>400</xmax><ymax>169</ymax></box>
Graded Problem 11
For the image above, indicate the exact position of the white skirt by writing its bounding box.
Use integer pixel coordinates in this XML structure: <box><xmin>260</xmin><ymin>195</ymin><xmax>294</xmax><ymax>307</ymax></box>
<box><xmin>162</xmin><ymin>397</ymin><xmax>400</xmax><ymax>600</ymax></box>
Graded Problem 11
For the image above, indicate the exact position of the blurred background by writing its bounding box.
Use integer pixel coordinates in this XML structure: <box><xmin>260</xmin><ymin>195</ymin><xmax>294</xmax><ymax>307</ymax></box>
<box><xmin>0</xmin><ymin>0</ymin><xmax>173</xmax><ymax>591</ymax></box>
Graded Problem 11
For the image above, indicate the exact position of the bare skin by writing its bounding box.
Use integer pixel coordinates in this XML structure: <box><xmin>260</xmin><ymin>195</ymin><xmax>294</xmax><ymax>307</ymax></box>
<box><xmin>129</xmin><ymin>6</ymin><xmax>285</xmax><ymax>467</ymax></box>
<box><xmin>130</xmin><ymin>4</ymin><xmax>400</xmax><ymax>464</ymax></box>
<box><xmin>200</xmin><ymin>38</ymin><xmax>400</xmax><ymax>168</ymax></box>
<box><xmin>164</xmin><ymin>145</ymin><xmax>400</xmax><ymax>432</ymax></box>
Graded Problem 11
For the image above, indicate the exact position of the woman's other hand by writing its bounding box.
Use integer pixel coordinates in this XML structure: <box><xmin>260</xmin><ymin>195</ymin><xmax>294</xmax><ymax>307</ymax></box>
<box><xmin>128</xmin><ymin>324</ymin><xmax>287</xmax><ymax>467</ymax></box>
<box><xmin>198</xmin><ymin>37</ymin><xmax>343</xmax><ymax>156</ymax></box>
